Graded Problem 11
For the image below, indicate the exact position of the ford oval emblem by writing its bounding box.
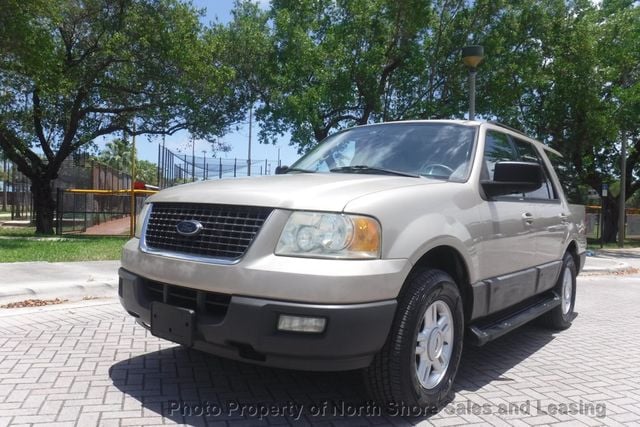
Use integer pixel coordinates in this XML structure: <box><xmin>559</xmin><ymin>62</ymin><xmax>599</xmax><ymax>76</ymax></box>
<box><xmin>176</xmin><ymin>220</ymin><xmax>203</xmax><ymax>237</ymax></box>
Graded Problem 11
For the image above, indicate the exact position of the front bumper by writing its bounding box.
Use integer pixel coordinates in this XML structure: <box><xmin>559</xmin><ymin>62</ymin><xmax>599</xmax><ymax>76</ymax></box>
<box><xmin>121</xmin><ymin>237</ymin><xmax>411</xmax><ymax>304</ymax></box>
<box><xmin>119</xmin><ymin>268</ymin><xmax>397</xmax><ymax>371</ymax></box>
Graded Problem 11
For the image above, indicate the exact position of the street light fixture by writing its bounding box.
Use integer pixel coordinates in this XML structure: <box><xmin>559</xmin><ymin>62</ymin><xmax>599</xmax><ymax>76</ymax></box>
<box><xmin>461</xmin><ymin>45</ymin><xmax>484</xmax><ymax>121</ymax></box>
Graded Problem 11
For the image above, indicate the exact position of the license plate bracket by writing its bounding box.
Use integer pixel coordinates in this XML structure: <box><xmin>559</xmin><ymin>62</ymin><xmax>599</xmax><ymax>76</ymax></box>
<box><xmin>150</xmin><ymin>302</ymin><xmax>195</xmax><ymax>347</ymax></box>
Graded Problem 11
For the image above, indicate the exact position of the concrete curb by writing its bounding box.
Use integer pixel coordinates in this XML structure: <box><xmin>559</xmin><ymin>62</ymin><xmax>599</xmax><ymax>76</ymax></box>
<box><xmin>0</xmin><ymin>260</ymin><xmax>119</xmax><ymax>305</ymax></box>
<box><xmin>0</xmin><ymin>281</ymin><xmax>118</xmax><ymax>305</ymax></box>
<box><xmin>582</xmin><ymin>262</ymin><xmax>631</xmax><ymax>274</ymax></box>
<box><xmin>582</xmin><ymin>256</ymin><xmax>636</xmax><ymax>275</ymax></box>
<box><xmin>0</xmin><ymin>297</ymin><xmax>117</xmax><ymax>317</ymax></box>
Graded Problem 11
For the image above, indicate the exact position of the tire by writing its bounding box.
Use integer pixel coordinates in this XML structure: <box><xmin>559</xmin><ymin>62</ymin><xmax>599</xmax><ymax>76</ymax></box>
<box><xmin>364</xmin><ymin>269</ymin><xmax>464</xmax><ymax>413</ymax></box>
<box><xmin>539</xmin><ymin>252</ymin><xmax>577</xmax><ymax>330</ymax></box>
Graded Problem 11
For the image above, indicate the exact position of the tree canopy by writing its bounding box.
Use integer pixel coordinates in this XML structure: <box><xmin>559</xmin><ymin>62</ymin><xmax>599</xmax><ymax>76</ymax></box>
<box><xmin>477</xmin><ymin>0</ymin><xmax>639</xmax><ymax>239</ymax></box>
<box><xmin>226</xmin><ymin>0</ymin><xmax>638</xmax><ymax>241</ymax></box>
<box><xmin>238</xmin><ymin>0</ymin><xmax>507</xmax><ymax>151</ymax></box>
<box><xmin>254</xmin><ymin>0</ymin><xmax>433</xmax><ymax>150</ymax></box>
<box><xmin>0</xmin><ymin>0</ymin><xmax>637</xmax><ymax>241</ymax></box>
<box><xmin>0</xmin><ymin>0</ymin><xmax>247</xmax><ymax>233</ymax></box>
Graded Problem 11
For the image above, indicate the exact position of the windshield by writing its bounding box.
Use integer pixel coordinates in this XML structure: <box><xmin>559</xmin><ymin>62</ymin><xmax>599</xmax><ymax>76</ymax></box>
<box><xmin>290</xmin><ymin>123</ymin><xmax>477</xmax><ymax>181</ymax></box>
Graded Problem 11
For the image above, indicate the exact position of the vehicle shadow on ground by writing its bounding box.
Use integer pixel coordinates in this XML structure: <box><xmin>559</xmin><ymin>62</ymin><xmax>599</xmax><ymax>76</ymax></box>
<box><xmin>109</xmin><ymin>324</ymin><xmax>555</xmax><ymax>426</ymax></box>
<box><xmin>455</xmin><ymin>324</ymin><xmax>556</xmax><ymax>393</ymax></box>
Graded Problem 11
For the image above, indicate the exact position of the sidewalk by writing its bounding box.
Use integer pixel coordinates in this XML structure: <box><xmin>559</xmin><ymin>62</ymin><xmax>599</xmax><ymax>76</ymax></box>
<box><xmin>0</xmin><ymin>260</ymin><xmax>119</xmax><ymax>305</ymax></box>
<box><xmin>0</xmin><ymin>250</ymin><xmax>638</xmax><ymax>305</ymax></box>
<box><xmin>583</xmin><ymin>247</ymin><xmax>640</xmax><ymax>274</ymax></box>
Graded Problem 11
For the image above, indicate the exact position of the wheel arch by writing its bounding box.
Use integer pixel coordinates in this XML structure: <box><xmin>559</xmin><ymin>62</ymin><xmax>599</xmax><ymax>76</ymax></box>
<box><xmin>565</xmin><ymin>240</ymin><xmax>580</xmax><ymax>273</ymax></box>
<box><xmin>405</xmin><ymin>245</ymin><xmax>473</xmax><ymax>322</ymax></box>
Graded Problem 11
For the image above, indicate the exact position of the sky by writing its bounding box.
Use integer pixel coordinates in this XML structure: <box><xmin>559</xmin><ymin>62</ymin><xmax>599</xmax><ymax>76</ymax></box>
<box><xmin>105</xmin><ymin>0</ymin><xmax>300</xmax><ymax>168</ymax></box>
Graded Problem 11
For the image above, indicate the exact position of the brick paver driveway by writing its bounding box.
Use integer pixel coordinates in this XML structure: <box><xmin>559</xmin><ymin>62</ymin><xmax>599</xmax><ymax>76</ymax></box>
<box><xmin>1</xmin><ymin>274</ymin><xmax>639</xmax><ymax>426</ymax></box>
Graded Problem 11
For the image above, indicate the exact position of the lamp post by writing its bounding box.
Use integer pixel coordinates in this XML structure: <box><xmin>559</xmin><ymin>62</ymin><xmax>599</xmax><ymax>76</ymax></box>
<box><xmin>202</xmin><ymin>150</ymin><xmax>207</xmax><ymax>180</ymax></box>
<box><xmin>129</xmin><ymin>122</ymin><xmax>136</xmax><ymax>238</ymax></box>
<box><xmin>191</xmin><ymin>138</ymin><xmax>196</xmax><ymax>182</ymax></box>
<box><xmin>247</xmin><ymin>106</ymin><xmax>253</xmax><ymax>176</ymax></box>
<box><xmin>461</xmin><ymin>45</ymin><xmax>484</xmax><ymax>121</ymax></box>
<box><xmin>619</xmin><ymin>131</ymin><xmax>627</xmax><ymax>247</ymax></box>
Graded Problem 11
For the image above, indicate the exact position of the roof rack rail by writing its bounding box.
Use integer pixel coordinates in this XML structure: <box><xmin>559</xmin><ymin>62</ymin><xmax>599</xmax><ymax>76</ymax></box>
<box><xmin>486</xmin><ymin>121</ymin><xmax>529</xmax><ymax>138</ymax></box>
<box><xmin>487</xmin><ymin>121</ymin><xmax>562</xmax><ymax>156</ymax></box>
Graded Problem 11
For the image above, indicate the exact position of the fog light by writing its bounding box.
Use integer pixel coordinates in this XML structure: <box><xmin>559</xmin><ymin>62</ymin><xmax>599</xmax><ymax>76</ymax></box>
<box><xmin>277</xmin><ymin>314</ymin><xmax>326</xmax><ymax>333</ymax></box>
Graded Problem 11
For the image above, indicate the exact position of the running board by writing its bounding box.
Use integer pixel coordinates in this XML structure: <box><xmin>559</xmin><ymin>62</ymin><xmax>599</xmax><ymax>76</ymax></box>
<box><xmin>468</xmin><ymin>293</ymin><xmax>560</xmax><ymax>346</ymax></box>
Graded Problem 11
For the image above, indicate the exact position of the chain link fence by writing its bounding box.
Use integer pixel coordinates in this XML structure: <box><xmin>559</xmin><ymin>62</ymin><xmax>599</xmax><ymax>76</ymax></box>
<box><xmin>157</xmin><ymin>145</ymin><xmax>280</xmax><ymax>189</ymax></box>
<box><xmin>56</xmin><ymin>189</ymin><xmax>153</xmax><ymax>236</ymax></box>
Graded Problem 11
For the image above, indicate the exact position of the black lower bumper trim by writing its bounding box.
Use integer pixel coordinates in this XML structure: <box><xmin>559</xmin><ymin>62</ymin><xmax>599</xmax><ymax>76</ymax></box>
<box><xmin>119</xmin><ymin>268</ymin><xmax>397</xmax><ymax>371</ymax></box>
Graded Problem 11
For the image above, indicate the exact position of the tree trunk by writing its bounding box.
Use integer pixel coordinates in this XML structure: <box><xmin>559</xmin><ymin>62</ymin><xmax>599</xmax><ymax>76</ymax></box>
<box><xmin>2</xmin><ymin>158</ymin><xmax>6</xmax><ymax>211</ymax></box>
<box><xmin>601</xmin><ymin>195</ymin><xmax>619</xmax><ymax>243</ymax></box>
<box><xmin>31</xmin><ymin>176</ymin><xmax>56</xmax><ymax>235</ymax></box>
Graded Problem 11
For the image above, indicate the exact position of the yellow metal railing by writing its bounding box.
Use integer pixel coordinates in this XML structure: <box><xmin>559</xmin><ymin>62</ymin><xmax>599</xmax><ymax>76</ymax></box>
<box><xmin>65</xmin><ymin>189</ymin><xmax>158</xmax><ymax>195</ymax></box>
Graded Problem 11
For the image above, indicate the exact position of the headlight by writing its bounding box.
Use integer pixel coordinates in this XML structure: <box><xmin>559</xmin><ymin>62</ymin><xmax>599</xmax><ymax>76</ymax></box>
<box><xmin>275</xmin><ymin>211</ymin><xmax>381</xmax><ymax>259</ymax></box>
<box><xmin>134</xmin><ymin>203</ymin><xmax>151</xmax><ymax>238</ymax></box>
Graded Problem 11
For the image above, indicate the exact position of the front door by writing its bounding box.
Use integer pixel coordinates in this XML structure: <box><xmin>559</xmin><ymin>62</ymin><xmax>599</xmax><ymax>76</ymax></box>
<box><xmin>474</xmin><ymin>130</ymin><xmax>539</xmax><ymax>315</ymax></box>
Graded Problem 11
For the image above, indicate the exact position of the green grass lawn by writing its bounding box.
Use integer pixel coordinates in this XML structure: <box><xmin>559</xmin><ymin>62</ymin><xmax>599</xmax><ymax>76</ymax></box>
<box><xmin>0</xmin><ymin>227</ymin><xmax>127</xmax><ymax>262</ymax></box>
<box><xmin>0</xmin><ymin>227</ymin><xmax>37</xmax><ymax>237</ymax></box>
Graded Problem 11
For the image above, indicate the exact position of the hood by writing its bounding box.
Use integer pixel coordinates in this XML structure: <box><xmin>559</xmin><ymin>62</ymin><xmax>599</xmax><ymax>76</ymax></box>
<box><xmin>147</xmin><ymin>173</ymin><xmax>438</xmax><ymax>212</ymax></box>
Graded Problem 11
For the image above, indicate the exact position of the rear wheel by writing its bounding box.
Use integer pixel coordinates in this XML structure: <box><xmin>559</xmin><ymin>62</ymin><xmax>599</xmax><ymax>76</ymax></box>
<box><xmin>540</xmin><ymin>252</ymin><xmax>577</xmax><ymax>330</ymax></box>
<box><xmin>364</xmin><ymin>269</ymin><xmax>464</xmax><ymax>412</ymax></box>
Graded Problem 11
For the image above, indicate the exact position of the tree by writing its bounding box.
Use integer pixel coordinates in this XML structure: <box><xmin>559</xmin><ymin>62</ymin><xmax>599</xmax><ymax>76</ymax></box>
<box><xmin>478</xmin><ymin>0</ymin><xmax>639</xmax><ymax>242</ymax></box>
<box><xmin>0</xmin><ymin>149</ymin><xmax>7</xmax><ymax>211</ymax></box>
<box><xmin>135</xmin><ymin>160</ymin><xmax>158</xmax><ymax>186</ymax></box>
<box><xmin>98</xmin><ymin>137</ymin><xmax>133</xmax><ymax>172</ymax></box>
<box><xmin>381</xmin><ymin>0</ymin><xmax>504</xmax><ymax>122</ymax></box>
<box><xmin>0</xmin><ymin>0</ymin><xmax>246</xmax><ymax>234</ymax></box>
<box><xmin>96</xmin><ymin>137</ymin><xmax>158</xmax><ymax>185</ymax></box>
<box><xmin>230</xmin><ymin>0</ymin><xmax>505</xmax><ymax>153</ymax></box>
<box><xmin>250</xmin><ymin>0</ymin><xmax>433</xmax><ymax>151</ymax></box>
<box><xmin>237</xmin><ymin>0</ymin><xmax>638</xmax><ymax>241</ymax></box>
<box><xmin>221</xmin><ymin>1</ymin><xmax>275</xmax><ymax>114</ymax></box>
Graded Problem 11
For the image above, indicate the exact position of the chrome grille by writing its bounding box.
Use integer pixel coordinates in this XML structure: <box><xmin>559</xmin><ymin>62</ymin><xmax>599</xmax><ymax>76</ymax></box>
<box><xmin>144</xmin><ymin>203</ymin><xmax>272</xmax><ymax>260</ymax></box>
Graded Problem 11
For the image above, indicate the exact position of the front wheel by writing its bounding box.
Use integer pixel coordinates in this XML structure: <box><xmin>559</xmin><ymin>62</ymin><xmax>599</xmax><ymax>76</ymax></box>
<box><xmin>364</xmin><ymin>269</ymin><xmax>464</xmax><ymax>411</ymax></box>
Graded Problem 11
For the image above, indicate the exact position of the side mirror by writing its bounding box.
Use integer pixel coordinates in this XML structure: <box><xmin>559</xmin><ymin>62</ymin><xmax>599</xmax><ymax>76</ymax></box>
<box><xmin>274</xmin><ymin>165</ymin><xmax>289</xmax><ymax>175</ymax></box>
<box><xmin>481</xmin><ymin>161</ymin><xmax>543</xmax><ymax>198</ymax></box>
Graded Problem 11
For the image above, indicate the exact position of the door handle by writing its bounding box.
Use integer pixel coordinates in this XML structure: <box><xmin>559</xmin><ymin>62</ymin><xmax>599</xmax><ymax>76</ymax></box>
<box><xmin>522</xmin><ymin>212</ymin><xmax>534</xmax><ymax>225</ymax></box>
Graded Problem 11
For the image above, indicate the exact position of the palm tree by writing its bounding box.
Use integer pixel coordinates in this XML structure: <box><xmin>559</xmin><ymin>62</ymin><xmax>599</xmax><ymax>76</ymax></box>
<box><xmin>98</xmin><ymin>138</ymin><xmax>135</xmax><ymax>172</ymax></box>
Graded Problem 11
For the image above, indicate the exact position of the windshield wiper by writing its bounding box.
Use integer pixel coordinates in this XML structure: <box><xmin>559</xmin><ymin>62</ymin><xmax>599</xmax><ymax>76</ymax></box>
<box><xmin>330</xmin><ymin>165</ymin><xmax>420</xmax><ymax>178</ymax></box>
<box><xmin>275</xmin><ymin>165</ymin><xmax>316</xmax><ymax>174</ymax></box>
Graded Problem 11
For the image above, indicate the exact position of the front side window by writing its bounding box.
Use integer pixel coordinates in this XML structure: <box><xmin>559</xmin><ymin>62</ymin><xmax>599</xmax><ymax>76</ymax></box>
<box><xmin>482</xmin><ymin>131</ymin><xmax>518</xmax><ymax>180</ymax></box>
<box><xmin>481</xmin><ymin>130</ymin><xmax>557</xmax><ymax>201</ymax></box>
<box><xmin>291</xmin><ymin>123</ymin><xmax>477</xmax><ymax>181</ymax></box>
<box><xmin>512</xmin><ymin>138</ymin><xmax>557</xmax><ymax>200</ymax></box>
